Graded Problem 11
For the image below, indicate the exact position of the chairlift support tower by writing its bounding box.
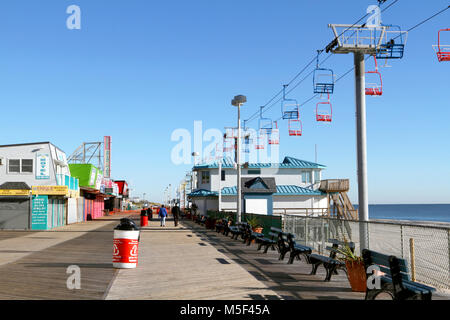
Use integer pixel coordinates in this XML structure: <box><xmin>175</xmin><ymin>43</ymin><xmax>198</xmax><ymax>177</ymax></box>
<box><xmin>67</xmin><ymin>141</ymin><xmax>104</xmax><ymax>171</ymax></box>
<box><xmin>327</xmin><ymin>23</ymin><xmax>407</xmax><ymax>253</ymax></box>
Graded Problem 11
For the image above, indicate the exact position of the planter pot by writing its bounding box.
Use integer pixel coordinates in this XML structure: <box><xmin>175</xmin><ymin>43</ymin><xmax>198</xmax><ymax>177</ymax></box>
<box><xmin>252</xmin><ymin>227</ymin><xmax>263</xmax><ymax>234</ymax></box>
<box><xmin>345</xmin><ymin>260</ymin><xmax>367</xmax><ymax>292</ymax></box>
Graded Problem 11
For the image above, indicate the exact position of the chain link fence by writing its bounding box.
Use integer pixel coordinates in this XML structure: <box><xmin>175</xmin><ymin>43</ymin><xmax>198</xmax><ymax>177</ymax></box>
<box><xmin>283</xmin><ymin>215</ymin><xmax>450</xmax><ymax>291</ymax></box>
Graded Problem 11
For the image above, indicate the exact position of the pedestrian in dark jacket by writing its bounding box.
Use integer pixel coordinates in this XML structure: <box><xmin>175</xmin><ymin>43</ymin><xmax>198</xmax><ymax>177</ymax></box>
<box><xmin>146</xmin><ymin>207</ymin><xmax>152</xmax><ymax>220</ymax></box>
<box><xmin>172</xmin><ymin>204</ymin><xmax>180</xmax><ymax>227</ymax></box>
<box><xmin>158</xmin><ymin>205</ymin><xmax>168</xmax><ymax>227</ymax></box>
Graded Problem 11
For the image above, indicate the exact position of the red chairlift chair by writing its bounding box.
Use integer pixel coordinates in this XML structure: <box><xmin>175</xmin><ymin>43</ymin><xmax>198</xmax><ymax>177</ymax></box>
<box><xmin>268</xmin><ymin>121</ymin><xmax>279</xmax><ymax>145</ymax></box>
<box><xmin>288</xmin><ymin>118</ymin><xmax>302</xmax><ymax>136</ymax></box>
<box><xmin>316</xmin><ymin>93</ymin><xmax>332</xmax><ymax>122</ymax></box>
<box><xmin>433</xmin><ymin>28</ymin><xmax>450</xmax><ymax>62</ymax></box>
<box><xmin>365</xmin><ymin>56</ymin><xmax>383</xmax><ymax>96</ymax></box>
<box><xmin>255</xmin><ymin>133</ymin><xmax>265</xmax><ymax>150</ymax></box>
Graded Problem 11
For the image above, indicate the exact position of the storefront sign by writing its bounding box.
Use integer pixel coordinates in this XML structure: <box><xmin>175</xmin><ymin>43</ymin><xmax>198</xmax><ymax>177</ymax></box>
<box><xmin>89</xmin><ymin>167</ymin><xmax>96</xmax><ymax>186</ymax></box>
<box><xmin>32</xmin><ymin>186</ymin><xmax>69</xmax><ymax>195</ymax></box>
<box><xmin>0</xmin><ymin>189</ymin><xmax>31</xmax><ymax>196</ymax></box>
<box><xmin>31</xmin><ymin>195</ymin><xmax>48</xmax><ymax>230</ymax></box>
<box><xmin>104</xmin><ymin>136</ymin><xmax>111</xmax><ymax>178</ymax></box>
<box><xmin>36</xmin><ymin>153</ymin><xmax>50</xmax><ymax>180</ymax></box>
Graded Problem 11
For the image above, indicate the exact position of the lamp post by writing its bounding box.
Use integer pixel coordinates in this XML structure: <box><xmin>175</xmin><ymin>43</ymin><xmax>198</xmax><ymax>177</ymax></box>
<box><xmin>191</xmin><ymin>152</ymin><xmax>199</xmax><ymax>191</ymax></box>
<box><xmin>231</xmin><ymin>95</ymin><xmax>247</xmax><ymax>223</ymax></box>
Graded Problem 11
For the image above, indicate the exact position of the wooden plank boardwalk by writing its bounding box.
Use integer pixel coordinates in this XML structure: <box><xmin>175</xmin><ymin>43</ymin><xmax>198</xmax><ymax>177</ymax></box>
<box><xmin>0</xmin><ymin>214</ymin><xmax>447</xmax><ymax>300</ymax></box>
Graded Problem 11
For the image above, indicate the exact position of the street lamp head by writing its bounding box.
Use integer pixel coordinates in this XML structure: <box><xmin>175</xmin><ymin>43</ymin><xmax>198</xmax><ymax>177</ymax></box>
<box><xmin>232</xmin><ymin>95</ymin><xmax>247</xmax><ymax>106</ymax></box>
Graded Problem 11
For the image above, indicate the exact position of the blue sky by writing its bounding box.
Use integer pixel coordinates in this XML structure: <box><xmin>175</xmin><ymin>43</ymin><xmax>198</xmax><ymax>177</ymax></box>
<box><xmin>0</xmin><ymin>0</ymin><xmax>448</xmax><ymax>204</ymax></box>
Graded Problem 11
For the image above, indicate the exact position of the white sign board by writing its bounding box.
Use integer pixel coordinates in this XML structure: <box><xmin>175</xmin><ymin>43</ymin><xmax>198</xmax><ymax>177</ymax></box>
<box><xmin>245</xmin><ymin>198</ymin><xmax>268</xmax><ymax>215</ymax></box>
<box><xmin>36</xmin><ymin>153</ymin><xmax>50</xmax><ymax>180</ymax></box>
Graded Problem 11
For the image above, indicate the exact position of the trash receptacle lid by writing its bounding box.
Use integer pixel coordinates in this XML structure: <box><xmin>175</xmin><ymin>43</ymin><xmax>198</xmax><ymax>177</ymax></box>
<box><xmin>115</xmin><ymin>218</ymin><xmax>140</xmax><ymax>231</ymax></box>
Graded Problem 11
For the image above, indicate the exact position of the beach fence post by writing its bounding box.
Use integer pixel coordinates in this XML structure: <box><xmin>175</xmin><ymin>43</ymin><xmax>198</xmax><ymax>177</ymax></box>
<box><xmin>409</xmin><ymin>238</ymin><xmax>416</xmax><ymax>282</ymax></box>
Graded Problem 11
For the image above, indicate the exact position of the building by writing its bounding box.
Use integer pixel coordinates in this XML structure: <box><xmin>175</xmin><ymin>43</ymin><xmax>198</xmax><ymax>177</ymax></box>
<box><xmin>187</xmin><ymin>156</ymin><xmax>328</xmax><ymax>216</ymax></box>
<box><xmin>69</xmin><ymin>164</ymin><xmax>122</xmax><ymax>219</ymax></box>
<box><xmin>0</xmin><ymin>142</ymin><xmax>80</xmax><ymax>230</ymax></box>
<box><xmin>113</xmin><ymin>180</ymin><xmax>129</xmax><ymax>210</ymax></box>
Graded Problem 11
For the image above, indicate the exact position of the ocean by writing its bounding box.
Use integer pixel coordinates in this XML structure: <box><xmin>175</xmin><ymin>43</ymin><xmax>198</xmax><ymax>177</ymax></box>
<box><xmin>353</xmin><ymin>204</ymin><xmax>450</xmax><ymax>223</ymax></box>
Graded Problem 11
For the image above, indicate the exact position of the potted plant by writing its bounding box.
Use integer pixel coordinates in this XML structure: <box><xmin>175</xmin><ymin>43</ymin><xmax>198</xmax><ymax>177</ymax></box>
<box><xmin>337</xmin><ymin>241</ymin><xmax>367</xmax><ymax>292</ymax></box>
<box><xmin>206</xmin><ymin>211</ymin><xmax>218</xmax><ymax>229</ymax></box>
<box><xmin>246</xmin><ymin>216</ymin><xmax>263</xmax><ymax>234</ymax></box>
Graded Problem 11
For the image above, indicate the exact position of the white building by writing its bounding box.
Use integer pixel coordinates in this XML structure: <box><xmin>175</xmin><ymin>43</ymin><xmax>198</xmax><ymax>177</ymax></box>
<box><xmin>188</xmin><ymin>156</ymin><xmax>328</xmax><ymax>216</ymax></box>
<box><xmin>0</xmin><ymin>142</ymin><xmax>80</xmax><ymax>230</ymax></box>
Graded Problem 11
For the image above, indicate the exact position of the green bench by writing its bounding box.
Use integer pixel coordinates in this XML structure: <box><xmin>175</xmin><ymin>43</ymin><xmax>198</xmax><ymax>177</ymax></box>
<box><xmin>362</xmin><ymin>249</ymin><xmax>436</xmax><ymax>300</ymax></box>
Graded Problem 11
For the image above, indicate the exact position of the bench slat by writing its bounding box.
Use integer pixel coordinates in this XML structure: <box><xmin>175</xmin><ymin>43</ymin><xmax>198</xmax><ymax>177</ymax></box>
<box><xmin>370</xmin><ymin>251</ymin><xmax>409</xmax><ymax>272</ymax></box>
<box><xmin>329</xmin><ymin>239</ymin><xmax>355</xmax><ymax>249</ymax></box>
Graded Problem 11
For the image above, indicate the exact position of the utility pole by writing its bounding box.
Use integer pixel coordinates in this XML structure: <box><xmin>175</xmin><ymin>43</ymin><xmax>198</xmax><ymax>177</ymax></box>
<box><xmin>354</xmin><ymin>52</ymin><xmax>369</xmax><ymax>251</ymax></box>
<box><xmin>231</xmin><ymin>95</ymin><xmax>247</xmax><ymax>223</ymax></box>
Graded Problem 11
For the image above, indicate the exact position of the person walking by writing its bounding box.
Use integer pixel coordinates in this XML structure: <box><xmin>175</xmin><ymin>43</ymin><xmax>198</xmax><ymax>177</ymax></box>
<box><xmin>146</xmin><ymin>206</ymin><xmax>152</xmax><ymax>221</ymax></box>
<box><xmin>158</xmin><ymin>205</ymin><xmax>168</xmax><ymax>227</ymax></box>
<box><xmin>172</xmin><ymin>204</ymin><xmax>180</xmax><ymax>227</ymax></box>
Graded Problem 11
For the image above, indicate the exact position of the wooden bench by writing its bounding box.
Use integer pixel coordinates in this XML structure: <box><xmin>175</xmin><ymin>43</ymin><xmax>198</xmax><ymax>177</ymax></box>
<box><xmin>308</xmin><ymin>239</ymin><xmax>354</xmax><ymax>282</ymax></box>
<box><xmin>270</xmin><ymin>227</ymin><xmax>291</xmax><ymax>261</ymax></box>
<box><xmin>362</xmin><ymin>249</ymin><xmax>436</xmax><ymax>300</ymax></box>
<box><xmin>286</xmin><ymin>233</ymin><xmax>313</xmax><ymax>265</ymax></box>
<box><xmin>196</xmin><ymin>215</ymin><xmax>207</xmax><ymax>226</ymax></box>
<box><xmin>255</xmin><ymin>228</ymin><xmax>278</xmax><ymax>254</ymax></box>
<box><xmin>242</xmin><ymin>224</ymin><xmax>265</xmax><ymax>246</ymax></box>
<box><xmin>215</xmin><ymin>218</ymin><xmax>230</xmax><ymax>234</ymax></box>
<box><xmin>229</xmin><ymin>222</ymin><xmax>248</xmax><ymax>240</ymax></box>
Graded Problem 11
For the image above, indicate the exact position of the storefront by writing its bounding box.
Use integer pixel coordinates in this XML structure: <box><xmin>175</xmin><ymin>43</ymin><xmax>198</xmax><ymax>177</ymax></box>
<box><xmin>0</xmin><ymin>183</ymin><xmax>31</xmax><ymax>230</ymax></box>
<box><xmin>31</xmin><ymin>186</ymin><xmax>69</xmax><ymax>230</ymax></box>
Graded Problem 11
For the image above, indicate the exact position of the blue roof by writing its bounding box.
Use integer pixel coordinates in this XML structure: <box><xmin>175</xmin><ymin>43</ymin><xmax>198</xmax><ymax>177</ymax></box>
<box><xmin>193</xmin><ymin>156</ymin><xmax>325</xmax><ymax>170</ymax></box>
<box><xmin>187</xmin><ymin>189</ymin><xmax>218</xmax><ymax>197</ymax></box>
<box><xmin>221</xmin><ymin>185</ymin><xmax>325</xmax><ymax>196</ymax></box>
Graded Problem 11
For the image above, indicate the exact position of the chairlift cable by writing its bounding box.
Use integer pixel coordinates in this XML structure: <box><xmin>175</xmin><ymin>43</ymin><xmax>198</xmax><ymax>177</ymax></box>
<box><xmin>243</xmin><ymin>0</ymin><xmax>399</xmax><ymax>125</ymax></box>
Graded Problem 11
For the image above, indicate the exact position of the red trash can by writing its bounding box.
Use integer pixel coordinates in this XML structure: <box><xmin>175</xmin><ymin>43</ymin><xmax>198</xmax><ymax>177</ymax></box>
<box><xmin>113</xmin><ymin>218</ymin><xmax>140</xmax><ymax>269</ymax></box>
<box><xmin>140</xmin><ymin>209</ymin><xmax>148</xmax><ymax>227</ymax></box>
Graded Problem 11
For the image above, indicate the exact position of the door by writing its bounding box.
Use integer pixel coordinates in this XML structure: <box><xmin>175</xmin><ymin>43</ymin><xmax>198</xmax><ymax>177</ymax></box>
<box><xmin>0</xmin><ymin>197</ymin><xmax>30</xmax><ymax>229</ymax></box>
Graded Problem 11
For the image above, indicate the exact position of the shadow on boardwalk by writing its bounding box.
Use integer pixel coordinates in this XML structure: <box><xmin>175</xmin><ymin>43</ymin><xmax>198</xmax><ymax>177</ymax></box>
<box><xmin>182</xmin><ymin>219</ymin><xmax>363</xmax><ymax>300</ymax></box>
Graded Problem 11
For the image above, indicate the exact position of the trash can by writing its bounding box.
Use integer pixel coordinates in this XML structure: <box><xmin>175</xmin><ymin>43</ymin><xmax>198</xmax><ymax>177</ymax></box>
<box><xmin>146</xmin><ymin>207</ymin><xmax>152</xmax><ymax>221</ymax></box>
<box><xmin>113</xmin><ymin>218</ymin><xmax>140</xmax><ymax>269</ymax></box>
<box><xmin>140</xmin><ymin>209</ymin><xmax>148</xmax><ymax>227</ymax></box>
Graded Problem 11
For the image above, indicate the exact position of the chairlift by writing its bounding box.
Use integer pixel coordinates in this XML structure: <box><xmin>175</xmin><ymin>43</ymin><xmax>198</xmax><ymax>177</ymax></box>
<box><xmin>376</xmin><ymin>24</ymin><xmax>406</xmax><ymax>59</ymax></box>
<box><xmin>223</xmin><ymin>132</ymin><xmax>235</xmax><ymax>153</ymax></box>
<box><xmin>281</xmin><ymin>85</ymin><xmax>300</xmax><ymax>119</ymax></box>
<box><xmin>313</xmin><ymin>50</ymin><xmax>334</xmax><ymax>94</ymax></box>
<box><xmin>258</xmin><ymin>106</ymin><xmax>273</xmax><ymax>134</ymax></box>
<box><xmin>288</xmin><ymin>114</ymin><xmax>302</xmax><ymax>136</ymax></box>
<box><xmin>433</xmin><ymin>28</ymin><xmax>450</xmax><ymax>62</ymax></box>
<box><xmin>255</xmin><ymin>132</ymin><xmax>265</xmax><ymax>150</ymax></box>
<box><xmin>316</xmin><ymin>93</ymin><xmax>332</xmax><ymax>122</ymax></box>
<box><xmin>268</xmin><ymin>121</ymin><xmax>279</xmax><ymax>145</ymax></box>
<box><xmin>365</xmin><ymin>56</ymin><xmax>383</xmax><ymax>96</ymax></box>
<box><xmin>242</xmin><ymin>122</ymin><xmax>252</xmax><ymax>153</ymax></box>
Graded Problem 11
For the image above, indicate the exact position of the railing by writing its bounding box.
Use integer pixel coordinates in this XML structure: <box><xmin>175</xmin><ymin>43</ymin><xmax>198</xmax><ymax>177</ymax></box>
<box><xmin>273</xmin><ymin>208</ymin><xmax>329</xmax><ymax>217</ymax></box>
<box><xmin>283</xmin><ymin>215</ymin><xmax>450</xmax><ymax>292</ymax></box>
<box><xmin>319</xmin><ymin>179</ymin><xmax>349</xmax><ymax>192</ymax></box>
<box><xmin>56</xmin><ymin>174</ymin><xmax>79</xmax><ymax>191</ymax></box>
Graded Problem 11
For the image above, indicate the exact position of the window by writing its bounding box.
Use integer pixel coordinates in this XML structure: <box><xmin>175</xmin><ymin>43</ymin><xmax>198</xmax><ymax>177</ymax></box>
<box><xmin>301</xmin><ymin>171</ymin><xmax>311</xmax><ymax>184</ymax></box>
<box><xmin>314</xmin><ymin>170</ymin><xmax>320</xmax><ymax>182</ymax></box>
<box><xmin>8</xmin><ymin>159</ymin><xmax>33</xmax><ymax>174</ymax></box>
<box><xmin>201</xmin><ymin>171</ymin><xmax>210</xmax><ymax>184</ymax></box>
<box><xmin>22</xmin><ymin>159</ymin><xmax>33</xmax><ymax>173</ymax></box>
<box><xmin>8</xmin><ymin>159</ymin><xmax>20</xmax><ymax>173</ymax></box>
<box><xmin>247</xmin><ymin>169</ymin><xmax>261</xmax><ymax>175</ymax></box>
<box><xmin>221</xmin><ymin>170</ymin><xmax>226</xmax><ymax>181</ymax></box>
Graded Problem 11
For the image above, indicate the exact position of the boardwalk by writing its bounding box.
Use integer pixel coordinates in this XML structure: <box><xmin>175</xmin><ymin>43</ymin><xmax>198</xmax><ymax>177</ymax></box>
<box><xmin>0</xmin><ymin>213</ymin><xmax>447</xmax><ymax>300</ymax></box>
